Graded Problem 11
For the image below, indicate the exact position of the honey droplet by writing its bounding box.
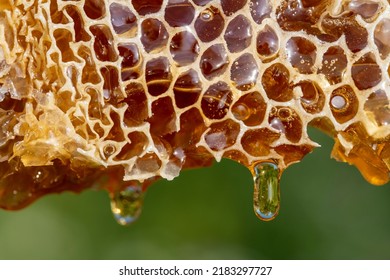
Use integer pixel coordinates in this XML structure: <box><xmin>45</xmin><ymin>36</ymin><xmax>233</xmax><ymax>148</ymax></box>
<box><xmin>110</xmin><ymin>182</ymin><xmax>144</xmax><ymax>226</ymax></box>
<box><xmin>253</xmin><ymin>162</ymin><xmax>280</xmax><ymax>221</ymax></box>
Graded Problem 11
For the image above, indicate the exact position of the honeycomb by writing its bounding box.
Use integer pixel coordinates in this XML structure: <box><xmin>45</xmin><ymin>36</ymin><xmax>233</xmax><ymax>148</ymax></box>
<box><xmin>0</xmin><ymin>0</ymin><xmax>389</xmax><ymax>223</ymax></box>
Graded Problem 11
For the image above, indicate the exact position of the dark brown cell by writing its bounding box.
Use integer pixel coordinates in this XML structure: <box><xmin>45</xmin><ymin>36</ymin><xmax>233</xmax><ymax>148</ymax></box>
<box><xmin>65</xmin><ymin>6</ymin><xmax>91</xmax><ymax>42</ymax></box>
<box><xmin>364</xmin><ymin>90</ymin><xmax>390</xmax><ymax>127</ymax></box>
<box><xmin>195</xmin><ymin>6</ymin><xmax>225</xmax><ymax>42</ymax></box>
<box><xmin>250</xmin><ymin>0</ymin><xmax>272</xmax><ymax>24</ymax></box>
<box><xmin>173</xmin><ymin>69</ymin><xmax>202</xmax><ymax>109</ymax></box>
<box><xmin>145</xmin><ymin>57</ymin><xmax>172</xmax><ymax>96</ymax></box>
<box><xmin>318</xmin><ymin>46</ymin><xmax>347</xmax><ymax>85</ymax></box>
<box><xmin>90</xmin><ymin>25</ymin><xmax>118</xmax><ymax>62</ymax></box>
<box><xmin>205</xmin><ymin>119</ymin><xmax>240</xmax><ymax>151</ymax></box>
<box><xmin>115</xmin><ymin>132</ymin><xmax>149</xmax><ymax>161</ymax></box>
<box><xmin>276</xmin><ymin>0</ymin><xmax>328</xmax><ymax>36</ymax></box>
<box><xmin>256</xmin><ymin>25</ymin><xmax>279</xmax><ymax>61</ymax></box>
<box><xmin>148</xmin><ymin>97</ymin><xmax>177</xmax><ymax>136</ymax></box>
<box><xmin>374</xmin><ymin>18</ymin><xmax>390</xmax><ymax>59</ymax></box>
<box><xmin>200</xmin><ymin>44</ymin><xmax>229</xmax><ymax>80</ymax></box>
<box><xmin>351</xmin><ymin>53</ymin><xmax>382</xmax><ymax>90</ymax></box>
<box><xmin>262</xmin><ymin>63</ymin><xmax>293</xmax><ymax>102</ymax></box>
<box><xmin>300</xmin><ymin>0</ymin><xmax>326</xmax><ymax>7</ymax></box>
<box><xmin>231</xmin><ymin>53</ymin><xmax>259</xmax><ymax>91</ymax></box>
<box><xmin>286</xmin><ymin>37</ymin><xmax>316</xmax><ymax>74</ymax></box>
<box><xmin>170</xmin><ymin>31</ymin><xmax>199</xmax><ymax>66</ymax></box>
<box><xmin>348</xmin><ymin>0</ymin><xmax>380</xmax><ymax>19</ymax></box>
<box><xmin>232</xmin><ymin>91</ymin><xmax>267</xmax><ymax>126</ymax></box>
<box><xmin>224</xmin><ymin>15</ymin><xmax>252</xmax><ymax>53</ymax></box>
<box><xmin>84</xmin><ymin>0</ymin><xmax>106</xmax><ymax>19</ymax></box>
<box><xmin>193</xmin><ymin>0</ymin><xmax>211</xmax><ymax>5</ymax></box>
<box><xmin>221</xmin><ymin>0</ymin><xmax>247</xmax><ymax>15</ymax></box>
<box><xmin>322</xmin><ymin>13</ymin><xmax>368</xmax><ymax>52</ymax></box>
<box><xmin>241</xmin><ymin>128</ymin><xmax>280</xmax><ymax>157</ymax></box>
<box><xmin>201</xmin><ymin>81</ymin><xmax>233</xmax><ymax>120</ymax></box>
<box><xmin>165</xmin><ymin>0</ymin><xmax>195</xmax><ymax>27</ymax></box>
<box><xmin>344</xmin><ymin>19</ymin><xmax>368</xmax><ymax>53</ymax></box>
<box><xmin>329</xmin><ymin>85</ymin><xmax>359</xmax><ymax>124</ymax></box>
<box><xmin>132</xmin><ymin>0</ymin><xmax>163</xmax><ymax>15</ymax></box>
<box><xmin>141</xmin><ymin>18</ymin><xmax>169</xmax><ymax>53</ymax></box>
<box><xmin>269</xmin><ymin>107</ymin><xmax>302</xmax><ymax>143</ymax></box>
<box><xmin>100</xmin><ymin>66</ymin><xmax>122</xmax><ymax>102</ymax></box>
<box><xmin>274</xmin><ymin>144</ymin><xmax>314</xmax><ymax>165</ymax></box>
<box><xmin>296</xmin><ymin>80</ymin><xmax>325</xmax><ymax>114</ymax></box>
<box><xmin>110</xmin><ymin>3</ymin><xmax>137</xmax><ymax>35</ymax></box>
<box><xmin>118</xmin><ymin>43</ymin><xmax>141</xmax><ymax>81</ymax></box>
<box><xmin>122</xmin><ymin>83</ymin><xmax>149</xmax><ymax>127</ymax></box>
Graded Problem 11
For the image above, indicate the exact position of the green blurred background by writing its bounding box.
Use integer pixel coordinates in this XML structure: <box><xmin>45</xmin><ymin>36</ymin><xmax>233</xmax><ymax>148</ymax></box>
<box><xmin>0</xmin><ymin>129</ymin><xmax>390</xmax><ymax>259</ymax></box>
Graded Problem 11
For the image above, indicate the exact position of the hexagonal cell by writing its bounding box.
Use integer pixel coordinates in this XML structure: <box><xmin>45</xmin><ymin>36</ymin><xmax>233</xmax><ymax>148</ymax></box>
<box><xmin>262</xmin><ymin>63</ymin><xmax>293</xmax><ymax>102</ymax></box>
<box><xmin>224</xmin><ymin>15</ymin><xmax>252</xmax><ymax>53</ymax></box>
<box><xmin>296</xmin><ymin>80</ymin><xmax>325</xmax><ymax>114</ymax></box>
<box><xmin>274</xmin><ymin>144</ymin><xmax>314</xmax><ymax>165</ymax></box>
<box><xmin>318</xmin><ymin>46</ymin><xmax>347</xmax><ymax>85</ymax></box>
<box><xmin>374</xmin><ymin>18</ymin><xmax>390</xmax><ymax>59</ymax></box>
<box><xmin>170</xmin><ymin>31</ymin><xmax>199</xmax><ymax>66</ymax></box>
<box><xmin>348</xmin><ymin>0</ymin><xmax>380</xmax><ymax>20</ymax></box>
<box><xmin>132</xmin><ymin>0</ymin><xmax>163</xmax><ymax>15</ymax></box>
<box><xmin>118</xmin><ymin>43</ymin><xmax>142</xmax><ymax>81</ymax></box>
<box><xmin>286</xmin><ymin>36</ymin><xmax>317</xmax><ymax>74</ymax></box>
<box><xmin>231</xmin><ymin>53</ymin><xmax>259</xmax><ymax>91</ymax></box>
<box><xmin>364</xmin><ymin>90</ymin><xmax>390</xmax><ymax>127</ymax></box>
<box><xmin>165</xmin><ymin>0</ymin><xmax>195</xmax><ymax>27</ymax></box>
<box><xmin>250</xmin><ymin>0</ymin><xmax>271</xmax><ymax>24</ymax></box>
<box><xmin>256</xmin><ymin>25</ymin><xmax>279</xmax><ymax>61</ymax></box>
<box><xmin>200</xmin><ymin>44</ymin><xmax>229</xmax><ymax>80</ymax></box>
<box><xmin>172</xmin><ymin>108</ymin><xmax>207</xmax><ymax>149</ymax></box>
<box><xmin>241</xmin><ymin>128</ymin><xmax>280</xmax><ymax>157</ymax></box>
<box><xmin>232</xmin><ymin>91</ymin><xmax>267</xmax><ymax>126</ymax></box>
<box><xmin>193</xmin><ymin>0</ymin><xmax>212</xmax><ymax>6</ymax></box>
<box><xmin>201</xmin><ymin>81</ymin><xmax>233</xmax><ymax>120</ymax></box>
<box><xmin>269</xmin><ymin>107</ymin><xmax>303</xmax><ymax>143</ymax></box>
<box><xmin>351</xmin><ymin>53</ymin><xmax>382</xmax><ymax>90</ymax></box>
<box><xmin>205</xmin><ymin>119</ymin><xmax>240</xmax><ymax>151</ymax></box>
<box><xmin>329</xmin><ymin>85</ymin><xmax>359</xmax><ymax>124</ymax></box>
<box><xmin>221</xmin><ymin>0</ymin><xmax>247</xmax><ymax>16</ymax></box>
<box><xmin>195</xmin><ymin>6</ymin><xmax>225</xmax><ymax>42</ymax></box>
<box><xmin>122</xmin><ymin>83</ymin><xmax>149</xmax><ymax>127</ymax></box>
<box><xmin>141</xmin><ymin>18</ymin><xmax>169</xmax><ymax>53</ymax></box>
<box><xmin>148</xmin><ymin>97</ymin><xmax>177</xmax><ymax>136</ymax></box>
<box><xmin>110</xmin><ymin>3</ymin><xmax>137</xmax><ymax>36</ymax></box>
<box><xmin>173</xmin><ymin>69</ymin><xmax>202</xmax><ymax>109</ymax></box>
<box><xmin>145</xmin><ymin>57</ymin><xmax>172</xmax><ymax>96</ymax></box>
<box><xmin>84</xmin><ymin>0</ymin><xmax>106</xmax><ymax>19</ymax></box>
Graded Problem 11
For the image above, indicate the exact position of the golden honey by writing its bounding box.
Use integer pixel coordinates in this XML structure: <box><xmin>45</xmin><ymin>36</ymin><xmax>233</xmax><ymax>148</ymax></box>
<box><xmin>0</xmin><ymin>0</ymin><xmax>389</xmax><ymax>224</ymax></box>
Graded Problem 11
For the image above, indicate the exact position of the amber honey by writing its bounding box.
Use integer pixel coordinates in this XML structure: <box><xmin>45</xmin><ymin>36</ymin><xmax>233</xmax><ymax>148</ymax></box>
<box><xmin>0</xmin><ymin>0</ymin><xmax>389</xmax><ymax>224</ymax></box>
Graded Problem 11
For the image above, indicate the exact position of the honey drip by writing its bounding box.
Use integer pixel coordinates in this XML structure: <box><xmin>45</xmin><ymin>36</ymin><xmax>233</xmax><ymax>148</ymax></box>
<box><xmin>0</xmin><ymin>0</ymin><xmax>389</xmax><ymax>224</ymax></box>
<box><xmin>253</xmin><ymin>162</ymin><xmax>281</xmax><ymax>221</ymax></box>
<box><xmin>110</xmin><ymin>182</ymin><xmax>144</xmax><ymax>226</ymax></box>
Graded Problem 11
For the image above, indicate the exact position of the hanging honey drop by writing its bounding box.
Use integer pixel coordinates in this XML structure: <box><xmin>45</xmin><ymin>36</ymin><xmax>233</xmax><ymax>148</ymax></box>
<box><xmin>253</xmin><ymin>162</ymin><xmax>280</xmax><ymax>221</ymax></box>
<box><xmin>110</xmin><ymin>182</ymin><xmax>144</xmax><ymax>226</ymax></box>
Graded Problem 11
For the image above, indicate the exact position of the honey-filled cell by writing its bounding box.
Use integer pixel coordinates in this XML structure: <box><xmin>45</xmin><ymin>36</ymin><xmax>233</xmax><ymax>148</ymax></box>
<box><xmin>1</xmin><ymin>0</ymin><xmax>390</xmax><ymax>224</ymax></box>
